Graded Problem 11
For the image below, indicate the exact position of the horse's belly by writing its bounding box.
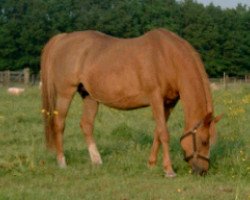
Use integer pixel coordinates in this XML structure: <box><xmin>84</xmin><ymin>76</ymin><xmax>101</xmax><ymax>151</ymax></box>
<box><xmin>101</xmin><ymin>93</ymin><xmax>149</xmax><ymax>109</ymax></box>
<box><xmin>88</xmin><ymin>84</ymin><xmax>149</xmax><ymax>109</ymax></box>
<box><xmin>84</xmin><ymin>66</ymin><xmax>148</xmax><ymax>108</ymax></box>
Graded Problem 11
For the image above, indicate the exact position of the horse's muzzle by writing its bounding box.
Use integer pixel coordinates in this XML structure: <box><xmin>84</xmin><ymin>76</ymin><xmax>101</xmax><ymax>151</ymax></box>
<box><xmin>192</xmin><ymin>165</ymin><xmax>208</xmax><ymax>176</ymax></box>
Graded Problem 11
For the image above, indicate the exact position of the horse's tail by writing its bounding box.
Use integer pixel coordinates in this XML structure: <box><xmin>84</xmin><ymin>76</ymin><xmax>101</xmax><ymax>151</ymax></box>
<box><xmin>41</xmin><ymin>34</ymin><xmax>66</xmax><ymax>149</ymax></box>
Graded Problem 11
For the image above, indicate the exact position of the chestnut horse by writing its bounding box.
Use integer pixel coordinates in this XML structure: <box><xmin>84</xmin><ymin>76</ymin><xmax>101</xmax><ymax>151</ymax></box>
<box><xmin>41</xmin><ymin>28</ymin><xmax>221</xmax><ymax>177</ymax></box>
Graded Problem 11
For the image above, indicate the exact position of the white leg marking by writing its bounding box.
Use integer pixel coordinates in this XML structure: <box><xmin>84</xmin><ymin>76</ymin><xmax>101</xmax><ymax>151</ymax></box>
<box><xmin>57</xmin><ymin>155</ymin><xmax>67</xmax><ymax>168</ymax></box>
<box><xmin>88</xmin><ymin>143</ymin><xmax>102</xmax><ymax>165</ymax></box>
<box><xmin>165</xmin><ymin>171</ymin><xmax>177</xmax><ymax>178</ymax></box>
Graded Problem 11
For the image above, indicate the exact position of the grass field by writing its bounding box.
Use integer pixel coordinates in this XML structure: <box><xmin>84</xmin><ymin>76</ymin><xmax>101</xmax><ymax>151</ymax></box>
<box><xmin>0</xmin><ymin>85</ymin><xmax>249</xmax><ymax>200</ymax></box>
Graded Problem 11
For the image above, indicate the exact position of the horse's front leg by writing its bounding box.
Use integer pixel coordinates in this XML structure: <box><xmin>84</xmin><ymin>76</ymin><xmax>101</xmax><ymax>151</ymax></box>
<box><xmin>148</xmin><ymin>108</ymin><xmax>171</xmax><ymax>167</ymax></box>
<box><xmin>149</xmin><ymin>93</ymin><xmax>176</xmax><ymax>177</ymax></box>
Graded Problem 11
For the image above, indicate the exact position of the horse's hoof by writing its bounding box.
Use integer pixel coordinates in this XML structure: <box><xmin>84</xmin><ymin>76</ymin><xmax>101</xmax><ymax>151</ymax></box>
<box><xmin>92</xmin><ymin>157</ymin><xmax>103</xmax><ymax>165</ymax></box>
<box><xmin>165</xmin><ymin>171</ymin><xmax>177</xmax><ymax>178</ymax></box>
<box><xmin>89</xmin><ymin>144</ymin><xmax>103</xmax><ymax>165</ymax></box>
<box><xmin>59</xmin><ymin>163</ymin><xmax>67</xmax><ymax>168</ymax></box>
<box><xmin>148</xmin><ymin>160</ymin><xmax>157</xmax><ymax>168</ymax></box>
<box><xmin>58</xmin><ymin>156</ymin><xmax>67</xmax><ymax>168</ymax></box>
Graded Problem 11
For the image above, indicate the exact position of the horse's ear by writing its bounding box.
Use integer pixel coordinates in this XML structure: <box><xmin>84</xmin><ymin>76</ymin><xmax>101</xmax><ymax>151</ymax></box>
<box><xmin>204</xmin><ymin>112</ymin><xmax>213</xmax><ymax>126</ymax></box>
<box><xmin>204</xmin><ymin>113</ymin><xmax>223</xmax><ymax>126</ymax></box>
<box><xmin>213</xmin><ymin>114</ymin><xmax>223</xmax><ymax>123</ymax></box>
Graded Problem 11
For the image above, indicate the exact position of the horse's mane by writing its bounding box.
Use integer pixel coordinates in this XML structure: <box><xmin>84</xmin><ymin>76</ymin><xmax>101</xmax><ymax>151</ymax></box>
<box><xmin>193</xmin><ymin>54</ymin><xmax>213</xmax><ymax>114</ymax></box>
<box><xmin>156</xmin><ymin>29</ymin><xmax>213</xmax><ymax>114</ymax></box>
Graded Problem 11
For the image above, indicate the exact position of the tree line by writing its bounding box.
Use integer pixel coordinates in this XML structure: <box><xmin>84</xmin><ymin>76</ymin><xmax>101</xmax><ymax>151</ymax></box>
<box><xmin>0</xmin><ymin>0</ymin><xmax>249</xmax><ymax>77</ymax></box>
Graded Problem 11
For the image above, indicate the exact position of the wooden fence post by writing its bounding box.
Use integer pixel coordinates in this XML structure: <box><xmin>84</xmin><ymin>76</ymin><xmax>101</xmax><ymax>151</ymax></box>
<box><xmin>3</xmin><ymin>70</ymin><xmax>10</xmax><ymax>86</ymax></box>
<box><xmin>223</xmin><ymin>72</ymin><xmax>228</xmax><ymax>90</ymax></box>
<box><xmin>24</xmin><ymin>68</ymin><xmax>30</xmax><ymax>85</ymax></box>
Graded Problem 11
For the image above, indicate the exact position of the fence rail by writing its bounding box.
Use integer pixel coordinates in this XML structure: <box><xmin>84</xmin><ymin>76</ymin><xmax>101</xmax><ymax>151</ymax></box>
<box><xmin>0</xmin><ymin>68</ymin><xmax>249</xmax><ymax>88</ymax></box>
<box><xmin>0</xmin><ymin>68</ymin><xmax>31</xmax><ymax>86</ymax></box>
<box><xmin>210</xmin><ymin>74</ymin><xmax>250</xmax><ymax>89</ymax></box>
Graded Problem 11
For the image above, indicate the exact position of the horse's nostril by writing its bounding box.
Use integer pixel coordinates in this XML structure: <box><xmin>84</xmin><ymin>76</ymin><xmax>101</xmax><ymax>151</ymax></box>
<box><xmin>192</xmin><ymin>166</ymin><xmax>207</xmax><ymax>176</ymax></box>
<box><xmin>199</xmin><ymin>170</ymin><xmax>207</xmax><ymax>176</ymax></box>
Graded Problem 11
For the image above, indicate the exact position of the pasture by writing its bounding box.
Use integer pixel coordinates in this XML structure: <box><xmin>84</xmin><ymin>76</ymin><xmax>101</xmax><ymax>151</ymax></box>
<box><xmin>0</xmin><ymin>85</ymin><xmax>249</xmax><ymax>200</ymax></box>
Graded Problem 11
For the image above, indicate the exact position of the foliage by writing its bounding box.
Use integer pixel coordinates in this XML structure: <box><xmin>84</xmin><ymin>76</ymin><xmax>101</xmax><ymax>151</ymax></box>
<box><xmin>0</xmin><ymin>84</ymin><xmax>250</xmax><ymax>199</ymax></box>
<box><xmin>0</xmin><ymin>0</ymin><xmax>249</xmax><ymax>76</ymax></box>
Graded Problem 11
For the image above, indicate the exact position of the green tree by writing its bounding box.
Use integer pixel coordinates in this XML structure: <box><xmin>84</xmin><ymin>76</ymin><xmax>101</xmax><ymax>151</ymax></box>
<box><xmin>0</xmin><ymin>0</ymin><xmax>249</xmax><ymax>77</ymax></box>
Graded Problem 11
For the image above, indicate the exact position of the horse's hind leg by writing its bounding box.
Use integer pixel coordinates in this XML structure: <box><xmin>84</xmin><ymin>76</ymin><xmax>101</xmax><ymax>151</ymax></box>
<box><xmin>80</xmin><ymin>96</ymin><xmax>102</xmax><ymax>165</ymax></box>
<box><xmin>54</xmin><ymin>89</ymin><xmax>75</xmax><ymax>167</ymax></box>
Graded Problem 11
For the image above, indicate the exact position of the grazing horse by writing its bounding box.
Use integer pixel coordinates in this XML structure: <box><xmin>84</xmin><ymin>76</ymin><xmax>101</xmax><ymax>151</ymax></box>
<box><xmin>41</xmin><ymin>28</ymin><xmax>221</xmax><ymax>177</ymax></box>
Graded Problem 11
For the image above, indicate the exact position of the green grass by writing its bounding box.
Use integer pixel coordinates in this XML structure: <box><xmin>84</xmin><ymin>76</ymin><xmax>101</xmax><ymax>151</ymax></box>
<box><xmin>0</xmin><ymin>85</ymin><xmax>249</xmax><ymax>200</ymax></box>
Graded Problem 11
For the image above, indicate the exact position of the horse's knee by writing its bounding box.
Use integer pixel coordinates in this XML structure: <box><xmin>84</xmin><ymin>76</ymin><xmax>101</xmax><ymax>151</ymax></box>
<box><xmin>155</xmin><ymin>127</ymin><xmax>169</xmax><ymax>143</ymax></box>
<box><xmin>158</xmin><ymin>131</ymin><xmax>169</xmax><ymax>143</ymax></box>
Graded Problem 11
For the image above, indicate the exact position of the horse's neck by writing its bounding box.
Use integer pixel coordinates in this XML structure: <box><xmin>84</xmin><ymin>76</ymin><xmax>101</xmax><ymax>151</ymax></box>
<box><xmin>179</xmin><ymin>74</ymin><xmax>212</xmax><ymax>131</ymax></box>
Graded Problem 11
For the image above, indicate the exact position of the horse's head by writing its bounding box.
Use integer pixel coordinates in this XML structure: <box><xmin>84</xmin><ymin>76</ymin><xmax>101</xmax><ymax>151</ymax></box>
<box><xmin>180</xmin><ymin>113</ymin><xmax>222</xmax><ymax>175</ymax></box>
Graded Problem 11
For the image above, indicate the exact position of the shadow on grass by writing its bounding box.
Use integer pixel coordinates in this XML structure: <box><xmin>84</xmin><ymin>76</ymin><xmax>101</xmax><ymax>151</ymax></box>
<box><xmin>110</xmin><ymin>123</ymin><xmax>153</xmax><ymax>147</ymax></box>
<box><xmin>64</xmin><ymin>149</ymin><xmax>89</xmax><ymax>165</ymax></box>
